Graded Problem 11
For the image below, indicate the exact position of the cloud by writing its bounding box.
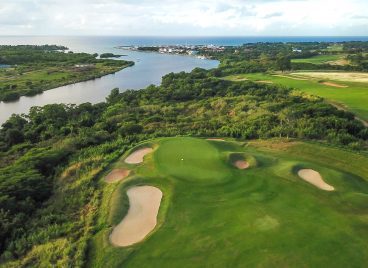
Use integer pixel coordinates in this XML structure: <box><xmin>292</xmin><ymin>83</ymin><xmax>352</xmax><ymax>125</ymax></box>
<box><xmin>0</xmin><ymin>0</ymin><xmax>367</xmax><ymax>35</ymax></box>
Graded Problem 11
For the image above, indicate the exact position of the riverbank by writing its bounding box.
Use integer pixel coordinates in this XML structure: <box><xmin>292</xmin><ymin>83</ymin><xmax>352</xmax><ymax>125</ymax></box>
<box><xmin>0</xmin><ymin>43</ymin><xmax>218</xmax><ymax>125</ymax></box>
<box><xmin>0</xmin><ymin>45</ymin><xmax>134</xmax><ymax>102</ymax></box>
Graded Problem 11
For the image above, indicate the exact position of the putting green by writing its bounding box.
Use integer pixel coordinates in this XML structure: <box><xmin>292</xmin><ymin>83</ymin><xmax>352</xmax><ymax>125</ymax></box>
<box><xmin>154</xmin><ymin>137</ymin><xmax>231</xmax><ymax>182</ymax></box>
<box><xmin>89</xmin><ymin>137</ymin><xmax>368</xmax><ymax>268</ymax></box>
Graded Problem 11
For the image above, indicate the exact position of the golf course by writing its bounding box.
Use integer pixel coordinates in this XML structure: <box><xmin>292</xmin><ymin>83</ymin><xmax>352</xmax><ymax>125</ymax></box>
<box><xmin>88</xmin><ymin>137</ymin><xmax>368</xmax><ymax>267</ymax></box>
<box><xmin>226</xmin><ymin>72</ymin><xmax>368</xmax><ymax>124</ymax></box>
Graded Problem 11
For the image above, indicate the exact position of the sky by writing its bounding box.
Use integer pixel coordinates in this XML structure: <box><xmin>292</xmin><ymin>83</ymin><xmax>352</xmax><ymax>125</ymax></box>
<box><xmin>0</xmin><ymin>0</ymin><xmax>368</xmax><ymax>36</ymax></box>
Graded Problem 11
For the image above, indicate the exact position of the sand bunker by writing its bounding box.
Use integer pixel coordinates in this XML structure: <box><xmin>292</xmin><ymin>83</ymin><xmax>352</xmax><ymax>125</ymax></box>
<box><xmin>125</xmin><ymin>148</ymin><xmax>153</xmax><ymax>164</ymax></box>
<box><xmin>234</xmin><ymin>160</ymin><xmax>250</xmax><ymax>169</ymax></box>
<box><xmin>256</xmin><ymin>80</ymin><xmax>273</xmax><ymax>84</ymax></box>
<box><xmin>298</xmin><ymin>169</ymin><xmax>334</xmax><ymax>191</ymax></box>
<box><xmin>321</xmin><ymin>82</ymin><xmax>348</xmax><ymax>88</ymax></box>
<box><xmin>105</xmin><ymin>169</ymin><xmax>130</xmax><ymax>183</ymax></box>
<box><xmin>207</xmin><ymin>138</ymin><xmax>225</xmax><ymax>141</ymax></box>
<box><xmin>110</xmin><ymin>186</ymin><xmax>163</xmax><ymax>247</ymax></box>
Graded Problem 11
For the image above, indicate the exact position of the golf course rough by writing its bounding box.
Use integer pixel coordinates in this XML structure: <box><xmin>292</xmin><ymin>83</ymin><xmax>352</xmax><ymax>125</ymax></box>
<box><xmin>110</xmin><ymin>186</ymin><xmax>163</xmax><ymax>247</ymax></box>
<box><xmin>91</xmin><ymin>137</ymin><xmax>368</xmax><ymax>268</ymax></box>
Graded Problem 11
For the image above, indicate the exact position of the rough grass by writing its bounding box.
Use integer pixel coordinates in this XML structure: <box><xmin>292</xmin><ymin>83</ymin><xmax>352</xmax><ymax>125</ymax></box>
<box><xmin>225</xmin><ymin>73</ymin><xmax>368</xmax><ymax>121</ymax></box>
<box><xmin>88</xmin><ymin>137</ymin><xmax>368</xmax><ymax>268</ymax></box>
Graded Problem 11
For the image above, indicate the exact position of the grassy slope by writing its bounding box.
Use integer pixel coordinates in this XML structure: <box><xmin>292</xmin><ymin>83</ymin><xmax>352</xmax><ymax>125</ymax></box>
<box><xmin>225</xmin><ymin>73</ymin><xmax>368</xmax><ymax>121</ymax></box>
<box><xmin>291</xmin><ymin>54</ymin><xmax>345</xmax><ymax>64</ymax></box>
<box><xmin>89</xmin><ymin>137</ymin><xmax>368</xmax><ymax>267</ymax></box>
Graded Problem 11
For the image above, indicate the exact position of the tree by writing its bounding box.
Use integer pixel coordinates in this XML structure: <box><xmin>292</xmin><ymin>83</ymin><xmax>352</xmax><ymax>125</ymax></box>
<box><xmin>5</xmin><ymin>129</ymin><xmax>24</xmax><ymax>146</ymax></box>
<box><xmin>106</xmin><ymin>88</ymin><xmax>120</xmax><ymax>103</ymax></box>
<box><xmin>276</xmin><ymin>53</ymin><xmax>291</xmax><ymax>72</ymax></box>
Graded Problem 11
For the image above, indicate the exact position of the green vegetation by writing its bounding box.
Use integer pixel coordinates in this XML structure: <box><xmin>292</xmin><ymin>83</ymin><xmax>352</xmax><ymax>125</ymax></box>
<box><xmin>291</xmin><ymin>54</ymin><xmax>346</xmax><ymax>65</ymax></box>
<box><xmin>225</xmin><ymin>73</ymin><xmax>368</xmax><ymax>122</ymax></box>
<box><xmin>198</xmin><ymin>41</ymin><xmax>368</xmax><ymax>76</ymax></box>
<box><xmin>100</xmin><ymin>53</ymin><xmax>124</xmax><ymax>58</ymax></box>
<box><xmin>89</xmin><ymin>137</ymin><xmax>368</xmax><ymax>267</ymax></box>
<box><xmin>0</xmin><ymin>45</ymin><xmax>134</xmax><ymax>101</ymax></box>
<box><xmin>0</xmin><ymin>42</ymin><xmax>368</xmax><ymax>267</ymax></box>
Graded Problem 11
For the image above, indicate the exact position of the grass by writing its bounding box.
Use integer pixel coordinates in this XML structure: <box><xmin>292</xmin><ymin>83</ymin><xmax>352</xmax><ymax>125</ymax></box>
<box><xmin>291</xmin><ymin>54</ymin><xmax>346</xmax><ymax>65</ymax></box>
<box><xmin>225</xmin><ymin>72</ymin><xmax>368</xmax><ymax>122</ymax></box>
<box><xmin>88</xmin><ymin>137</ymin><xmax>368</xmax><ymax>267</ymax></box>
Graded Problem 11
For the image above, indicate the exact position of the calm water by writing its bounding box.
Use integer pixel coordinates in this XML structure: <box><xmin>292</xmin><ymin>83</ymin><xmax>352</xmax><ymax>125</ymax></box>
<box><xmin>1</xmin><ymin>35</ymin><xmax>368</xmax><ymax>124</ymax></box>
<box><xmin>0</xmin><ymin>36</ymin><xmax>220</xmax><ymax>124</ymax></box>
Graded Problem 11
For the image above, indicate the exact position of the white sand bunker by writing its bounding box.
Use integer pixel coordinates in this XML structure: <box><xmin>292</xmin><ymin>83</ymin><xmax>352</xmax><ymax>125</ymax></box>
<box><xmin>234</xmin><ymin>160</ymin><xmax>250</xmax><ymax>170</ymax></box>
<box><xmin>207</xmin><ymin>138</ymin><xmax>225</xmax><ymax>141</ymax></box>
<box><xmin>125</xmin><ymin>148</ymin><xmax>153</xmax><ymax>164</ymax></box>
<box><xmin>105</xmin><ymin>169</ymin><xmax>130</xmax><ymax>183</ymax></box>
<box><xmin>298</xmin><ymin>169</ymin><xmax>335</xmax><ymax>191</ymax></box>
<box><xmin>110</xmin><ymin>186</ymin><xmax>163</xmax><ymax>247</ymax></box>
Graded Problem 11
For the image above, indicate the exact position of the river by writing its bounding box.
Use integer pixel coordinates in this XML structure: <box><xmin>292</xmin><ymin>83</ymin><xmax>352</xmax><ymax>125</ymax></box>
<box><xmin>0</xmin><ymin>36</ymin><xmax>219</xmax><ymax>124</ymax></box>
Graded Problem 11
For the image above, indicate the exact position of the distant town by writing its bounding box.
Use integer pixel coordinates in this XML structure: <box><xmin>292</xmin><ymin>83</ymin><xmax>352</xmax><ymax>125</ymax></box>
<box><xmin>116</xmin><ymin>44</ymin><xmax>226</xmax><ymax>59</ymax></box>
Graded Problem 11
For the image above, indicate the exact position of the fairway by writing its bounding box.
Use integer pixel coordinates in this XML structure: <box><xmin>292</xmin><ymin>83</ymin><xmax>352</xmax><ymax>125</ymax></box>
<box><xmin>89</xmin><ymin>137</ymin><xmax>368</xmax><ymax>268</ymax></box>
<box><xmin>291</xmin><ymin>54</ymin><xmax>347</xmax><ymax>65</ymax></box>
<box><xmin>226</xmin><ymin>73</ymin><xmax>368</xmax><ymax>122</ymax></box>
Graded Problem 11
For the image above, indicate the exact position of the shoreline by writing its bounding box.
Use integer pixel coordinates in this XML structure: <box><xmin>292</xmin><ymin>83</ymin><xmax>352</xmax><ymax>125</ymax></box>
<box><xmin>0</xmin><ymin>61</ymin><xmax>134</xmax><ymax>104</ymax></box>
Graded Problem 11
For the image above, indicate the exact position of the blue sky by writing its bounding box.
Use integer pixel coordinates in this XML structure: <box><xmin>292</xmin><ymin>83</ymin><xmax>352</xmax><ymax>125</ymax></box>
<box><xmin>0</xmin><ymin>0</ymin><xmax>367</xmax><ymax>36</ymax></box>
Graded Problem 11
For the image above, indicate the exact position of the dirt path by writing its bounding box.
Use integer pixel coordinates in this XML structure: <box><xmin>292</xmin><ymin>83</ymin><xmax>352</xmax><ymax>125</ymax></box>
<box><xmin>207</xmin><ymin>138</ymin><xmax>225</xmax><ymax>141</ymax></box>
<box><xmin>298</xmin><ymin>169</ymin><xmax>335</xmax><ymax>191</ymax></box>
<box><xmin>105</xmin><ymin>169</ymin><xmax>130</xmax><ymax>183</ymax></box>
<box><xmin>125</xmin><ymin>148</ymin><xmax>153</xmax><ymax>164</ymax></box>
<box><xmin>110</xmin><ymin>186</ymin><xmax>163</xmax><ymax>247</ymax></box>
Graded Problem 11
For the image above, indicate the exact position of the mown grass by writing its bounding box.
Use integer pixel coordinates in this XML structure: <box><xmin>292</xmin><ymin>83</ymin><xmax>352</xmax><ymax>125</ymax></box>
<box><xmin>88</xmin><ymin>137</ymin><xmax>368</xmax><ymax>267</ymax></box>
<box><xmin>225</xmin><ymin>73</ymin><xmax>368</xmax><ymax>121</ymax></box>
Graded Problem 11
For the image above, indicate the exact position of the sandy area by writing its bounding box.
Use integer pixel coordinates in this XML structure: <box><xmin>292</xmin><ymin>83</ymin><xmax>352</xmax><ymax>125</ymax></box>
<box><xmin>273</xmin><ymin>74</ymin><xmax>308</xmax><ymax>81</ymax></box>
<box><xmin>321</xmin><ymin>82</ymin><xmax>348</xmax><ymax>88</ymax></box>
<box><xmin>232</xmin><ymin>77</ymin><xmax>249</xmax><ymax>81</ymax></box>
<box><xmin>207</xmin><ymin>138</ymin><xmax>225</xmax><ymax>141</ymax></box>
<box><xmin>256</xmin><ymin>80</ymin><xmax>273</xmax><ymax>84</ymax></box>
<box><xmin>110</xmin><ymin>186</ymin><xmax>163</xmax><ymax>247</ymax></box>
<box><xmin>292</xmin><ymin>72</ymin><xmax>368</xmax><ymax>83</ymax></box>
<box><xmin>298</xmin><ymin>169</ymin><xmax>335</xmax><ymax>191</ymax></box>
<box><xmin>105</xmin><ymin>169</ymin><xmax>130</xmax><ymax>183</ymax></box>
<box><xmin>234</xmin><ymin>160</ymin><xmax>250</xmax><ymax>169</ymax></box>
<box><xmin>327</xmin><ymin>59</ymin><xmax>350</xmax><ymax>66</ymax></box>
<box><xmin>125</xmin><ymin>148</ymin><xmax>153</xmax><ymax>164</ymax></box>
